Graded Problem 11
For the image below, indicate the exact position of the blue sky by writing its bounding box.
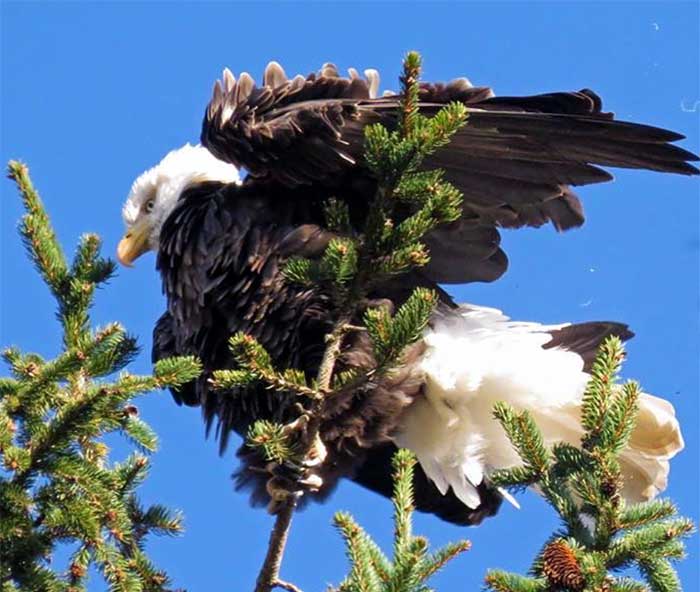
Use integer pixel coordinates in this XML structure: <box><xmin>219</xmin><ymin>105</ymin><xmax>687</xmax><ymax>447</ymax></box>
<box><xmin>1</xmin><ymin>1</ymin><xmax>698</xmax><ymax>590</ymax></box>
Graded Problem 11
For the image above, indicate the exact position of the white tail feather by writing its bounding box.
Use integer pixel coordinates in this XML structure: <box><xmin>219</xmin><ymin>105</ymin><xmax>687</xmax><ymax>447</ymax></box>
<box><xmin>395</xmin><ymin>305</ymin><xmax>683</xmax><ymax>510</ymax></box>
<box><xmin>364</xmin><ymin>69</ymin><xmax>380</xmax><ymax>98</ymax></box>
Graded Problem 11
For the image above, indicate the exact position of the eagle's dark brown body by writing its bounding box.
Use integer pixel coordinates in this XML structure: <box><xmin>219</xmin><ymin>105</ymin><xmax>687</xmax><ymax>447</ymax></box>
<box><xmin>152</xmin><ymin>178</ymin><xmax>507</xmax><ymax>524</ymax></box>
<box><xmin>150</xmin><ymin>64</ymin><xmax>697</xmax><ymax>525</ymax></box>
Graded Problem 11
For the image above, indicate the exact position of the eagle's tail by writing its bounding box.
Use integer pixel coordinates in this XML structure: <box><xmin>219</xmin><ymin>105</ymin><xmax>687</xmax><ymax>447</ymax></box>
<box><xmin>620</xmin><ymin>392</ymin><xmax>684</xmax><ymax>501</ymax></box>
<box><xmin>394</xmin><ymin>305</ymin><xmax>684</xmax><ymax>511</ymax></box>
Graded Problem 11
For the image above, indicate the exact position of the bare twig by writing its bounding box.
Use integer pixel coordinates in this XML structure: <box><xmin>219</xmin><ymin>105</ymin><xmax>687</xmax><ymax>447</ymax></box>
<box><xmin>253</xmin><ymin>320</ymin><xmax>350</xmax><ymax>592</ymax></box>
<box><xmin>254</xmin><ymin>497</ymin><xmax>298</xmax><ymax>592</ymax></box>
<box><xmin>273</xmin><ymin>579</ymin><xmax>304</xmax><ymax>592</ymax></box>
<box><xmin>317</xmin><ymin>322</ymin><xmax>348</xmax><ymax>393</ymax></box>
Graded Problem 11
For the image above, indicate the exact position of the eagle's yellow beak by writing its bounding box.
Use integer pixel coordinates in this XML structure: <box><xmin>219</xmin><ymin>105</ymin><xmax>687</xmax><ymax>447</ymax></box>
<box><xmin>117</xmin><ymin>220</ymin><xmax>151</xmax><ymax>267</ymax></box>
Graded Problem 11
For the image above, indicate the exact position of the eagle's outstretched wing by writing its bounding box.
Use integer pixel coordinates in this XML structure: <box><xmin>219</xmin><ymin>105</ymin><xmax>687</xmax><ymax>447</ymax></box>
<box><xmin>201</xmin><ymin>62</ymin><xmax>698</xmax><ymax>284</ymax></box>
<box><xmin>201</xmin><ymin>62</ymin><xmax>378</xmax><ymax>186</ymax></box>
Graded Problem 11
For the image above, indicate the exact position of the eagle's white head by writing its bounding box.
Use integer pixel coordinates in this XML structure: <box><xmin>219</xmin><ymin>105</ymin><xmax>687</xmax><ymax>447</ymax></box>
<box><xmin>118</xmin><ymin>143</ymin><xmax>240</xmax><ymax>266</ymax></box>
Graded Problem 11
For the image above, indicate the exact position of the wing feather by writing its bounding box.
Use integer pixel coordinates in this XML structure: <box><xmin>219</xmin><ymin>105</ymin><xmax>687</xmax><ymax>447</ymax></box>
<box><xmin>201</xmin><ymin>64</ymin><xmax>698</xmax><ymax>284</ymax></box>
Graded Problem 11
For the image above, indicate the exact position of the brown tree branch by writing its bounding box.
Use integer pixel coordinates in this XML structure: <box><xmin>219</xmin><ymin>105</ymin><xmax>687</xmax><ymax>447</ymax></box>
<box><xmin>273</xmin><ymin>579</ymin><xmax>304</xmax><ymax>592</ymax></box>
<box><xmin>254</xmin><ymin>497</ymin><xmax>297</xmax><ymax>592</ymax></box>
<box><xmin>253</xmin><ymin>320</ymin><xmax>350</xmax><ymax>592</ymax></box>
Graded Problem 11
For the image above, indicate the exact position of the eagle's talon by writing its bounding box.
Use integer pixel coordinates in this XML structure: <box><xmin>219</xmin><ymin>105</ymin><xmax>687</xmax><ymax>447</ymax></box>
<box><xmin>266</xmin><ymin>479</ymin><xmax>303</xmax><ymax>514</ymax></box>
<box><xmin>277</xmin><ymin>460</ymin><xmax>304</xmax><ymax>479</ymax></box>
<box><xmin>263</xmin><ymin>437</ymin><xmax>327</xmax><ymax>503</ymax></box>
<box><xmin>304</xmin><ymin>433</ymin><xmax>328</xmax><ymax>466</ymax></box>
<box><xmin>281</xmin><ymin>413</ymin><xmax>311</xmax><ymax>438</ymax></box>
<box><xmin>298</xmin><ymin>472</ymin><xmax>323</xmax><ymax>492</ymax></box>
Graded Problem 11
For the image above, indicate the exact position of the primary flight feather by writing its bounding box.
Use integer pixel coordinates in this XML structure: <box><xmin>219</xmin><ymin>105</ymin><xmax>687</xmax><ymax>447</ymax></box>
<box><xmin>118</xmin><ymin>62</ymin><xmax>694</xmax><ymax>525</ymax></box>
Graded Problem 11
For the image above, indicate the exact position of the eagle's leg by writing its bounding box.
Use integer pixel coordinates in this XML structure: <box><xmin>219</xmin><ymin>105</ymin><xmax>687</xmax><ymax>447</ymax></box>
<box><xmin>264</xmin><ymin>413</ymin><xmax>328</xmax><ymax>514</ymax></box>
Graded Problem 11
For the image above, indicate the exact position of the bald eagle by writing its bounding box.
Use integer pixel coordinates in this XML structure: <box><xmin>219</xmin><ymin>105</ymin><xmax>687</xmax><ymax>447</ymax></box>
<box><xmin>118</xmin><ymin>63</ymin><xmax>695</xmax><ymax>525</ymax></box>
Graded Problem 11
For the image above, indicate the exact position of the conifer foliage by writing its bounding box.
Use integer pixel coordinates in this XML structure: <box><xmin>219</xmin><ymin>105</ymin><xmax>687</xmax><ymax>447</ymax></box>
<box><xmin>485</xmin><ymin>337</ymin><xmax>694</xmax><ymax>592</ymax></box>
<box><xmin>331</xmin><ymin>449</ymin><xmax>471</xmax><ymax>592</ymax></box>
<box><xmin>1</xmin><ymin>162</ymin><xmax>201</xmax><ymax>591</ymax></box>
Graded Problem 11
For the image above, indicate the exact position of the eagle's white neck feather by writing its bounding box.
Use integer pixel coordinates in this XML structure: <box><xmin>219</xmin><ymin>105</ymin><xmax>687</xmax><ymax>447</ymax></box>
<box><xmin>122</xmin><ymin>144</ymin><xmax>240</xmax><ymax>249</ymax></box>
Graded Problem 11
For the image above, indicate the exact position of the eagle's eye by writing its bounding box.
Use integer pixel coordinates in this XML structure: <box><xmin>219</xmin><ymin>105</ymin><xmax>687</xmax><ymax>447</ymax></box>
<box><xmin>144</xmin><ymin>199</ymin><xmax>155</xmax><ymax>214</ymax></box>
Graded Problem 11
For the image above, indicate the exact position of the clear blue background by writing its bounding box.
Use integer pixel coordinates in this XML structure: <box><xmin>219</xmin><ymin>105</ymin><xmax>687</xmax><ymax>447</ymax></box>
<box><xmin>2</xmin><ymin>2</ymin><xmax>698</xmax><ymax>590</ymax></box>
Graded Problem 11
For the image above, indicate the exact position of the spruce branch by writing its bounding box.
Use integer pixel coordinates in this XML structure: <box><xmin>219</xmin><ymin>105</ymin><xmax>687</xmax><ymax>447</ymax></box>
<box><xmin>581</xmin><ymin>336</ymin><xmax>624</xmax><ymax>449</ymax></box>
<box><xmin>484</xmin><ymin>571</ymin><xmax>548</xmax><ymax>592</ymax></box>
<box><xmin>619</xmin><ymin>500</ymin><xmax>678</xmax><ymax>530</ymax></box>
<box><xmin>324</xmin><ymin>198</ymin><xmax>353</xmax><ymax>235</ymax></box>
<box><xmin>2</xmin><ymin>161</ymin><xmax>193</xmax><ymax>591</ymax></box>
<box><xmin>491</xmin><ymin>402</ymin><xmax>549</xmax><ymax>481</ymax></box>
<box><xmin>331</xmin><ymin>449</ymin><xmax>470</xmax><ymax>592</ymax></box>
<box><xmin>253</xmin><ymin>318</ymin><xmax>349</xmax><ymax>592</ymax></box>
<box><xmin>334</xmin><ymin>512</ymin><xmax>385</xmax><ymax>592</ymax></box>
<box><xmin>248</xmin><ymin>420</ymin><xmax>298</xmax><ymax>464</ymax></box>
<box><xmin>7</xmin><ymin>161</ymin><xmax>69</xmax><ymax>298</ymax></box>
<box><xmin>486</xmin><ymin>337</ymin><xmax>695</xmax><ymax>592</ymax></box>
<box><xmin>398</xmin><ymin>51</ymin><xmax>421</xmax><ymax>136</ymax></box>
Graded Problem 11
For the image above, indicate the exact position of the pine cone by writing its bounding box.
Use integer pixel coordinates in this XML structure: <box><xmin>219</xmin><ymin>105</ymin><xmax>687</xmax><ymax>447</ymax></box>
<box><xmin>541</xmin><ymin>540</ymin><xmax>585</xmax><ymax>591</ymax></box>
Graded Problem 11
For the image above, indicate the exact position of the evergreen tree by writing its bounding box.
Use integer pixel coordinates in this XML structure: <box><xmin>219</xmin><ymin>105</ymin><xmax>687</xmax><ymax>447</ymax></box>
<box><xmin>1</xmin><ymin>162</ymin><xmax>201</xmax><ymax>591</ymax></box>
<box><xmin>3</xmin><ymin>52</ymin><xmax>693</xmax><ymax>592</ymax></box>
